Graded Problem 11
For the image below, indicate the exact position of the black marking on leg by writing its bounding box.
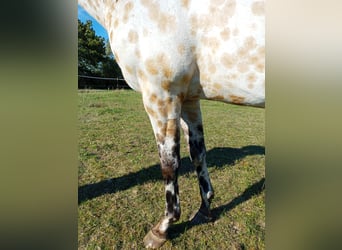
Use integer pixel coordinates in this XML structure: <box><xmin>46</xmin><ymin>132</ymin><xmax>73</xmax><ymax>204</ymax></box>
<box><xmin>166</xmin><ymin>188</ymin><xmax>180</xmax><ymax>220</ymax></box>
<box><xmin>166</xmin><ymin>190</ymin><xmax>174</xmax><ymax>214</ymax></box>
<box><xmin>197</xmin><ymin>124</ymin><xmax>203</xmax><ymax>133</ymax></box>
<box><xmin>199</xmin><ymin>176</ymin><xmax>209</xmax><ymax>194</ymax></box>
<box><xmin>171</xmin><ymin>143</ymin><xmax>180</xmax><ymax>160</ymax></box>
<box><xmin>196</xmin><ymin>165</ymin><xmax>203</xmax><ymax>174</ymax></box>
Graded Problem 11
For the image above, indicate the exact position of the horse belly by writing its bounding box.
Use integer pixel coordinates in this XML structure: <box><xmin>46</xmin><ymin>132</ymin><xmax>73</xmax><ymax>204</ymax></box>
<box><xmin>189</xmin><ymin>0</ymin><xmax>265</xmax><ymax>106</ymax></box>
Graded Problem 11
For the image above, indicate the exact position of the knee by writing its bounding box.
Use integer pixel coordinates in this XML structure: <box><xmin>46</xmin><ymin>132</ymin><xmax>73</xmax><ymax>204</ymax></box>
<box><xmin>189</xmin><ymin>138</ymin><xmax>206</xmax><ymax>166</ymax></box>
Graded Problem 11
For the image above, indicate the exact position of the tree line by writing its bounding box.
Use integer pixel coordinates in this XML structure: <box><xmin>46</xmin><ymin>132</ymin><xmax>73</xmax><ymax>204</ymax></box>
<box><xmin>78</xmin><ymin>19</ymin><xmax>128</xmax><ymax>89</ymax></box>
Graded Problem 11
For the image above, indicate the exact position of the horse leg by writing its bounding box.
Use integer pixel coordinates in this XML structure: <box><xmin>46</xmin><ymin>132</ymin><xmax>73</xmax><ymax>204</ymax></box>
<box><xmin>142</xmin><ymin>93</ymin><xmax>182</xmax><ymax>249</ymax></box>
<box><xmin>180</xmin><ymin>100</ymin><xmax>214</xmax><ymax>224</ymax></box>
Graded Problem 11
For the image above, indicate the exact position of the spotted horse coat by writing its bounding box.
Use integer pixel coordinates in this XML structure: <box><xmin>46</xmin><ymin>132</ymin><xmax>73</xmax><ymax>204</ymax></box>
<box><xmin>78</xmin><ymin>0</ymin><xmax>265</xmax><ymax>248</ymax></box>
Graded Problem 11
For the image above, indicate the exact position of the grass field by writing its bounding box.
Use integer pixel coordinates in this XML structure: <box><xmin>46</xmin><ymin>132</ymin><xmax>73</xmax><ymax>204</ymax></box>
<box><xmin>78</xmin><ymin>90</ymin><xmax>265</xmax><ymax>249</ymax></box>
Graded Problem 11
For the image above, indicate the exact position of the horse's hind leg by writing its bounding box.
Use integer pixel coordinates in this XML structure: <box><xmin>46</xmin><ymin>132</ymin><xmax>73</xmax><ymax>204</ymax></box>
<box><xmin>181</xmin><ymin>99</ymin><xmax>214</xmax><ymax>224</ymax></box>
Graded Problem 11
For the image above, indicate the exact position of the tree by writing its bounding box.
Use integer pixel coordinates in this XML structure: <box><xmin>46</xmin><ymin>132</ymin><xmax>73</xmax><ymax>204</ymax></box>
<box><xmin>105</xmin><ymin>38</ymin><xmax>114</xmax><ymax>59</ymax></box>
<box><xmin>78</xmin><ymin>19</ymin><xmax>125</xmax><ymax>89</ymax></box>
<box><xmin>102</xmin><ymin>39</ymin><xmax>123</xmax><ymax>79</ymax></box>
<box><xmin>78</xmin><ymin>19</ymin><xmax>106</xmax><ymax>76</ymax></box>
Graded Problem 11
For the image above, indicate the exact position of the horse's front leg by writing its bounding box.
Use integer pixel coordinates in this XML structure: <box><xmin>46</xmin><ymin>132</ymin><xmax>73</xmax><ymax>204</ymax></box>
<box><xmin>142</xmin><ymin>91</ymin><xmax>183</xmax><ymax>249</ymax></box>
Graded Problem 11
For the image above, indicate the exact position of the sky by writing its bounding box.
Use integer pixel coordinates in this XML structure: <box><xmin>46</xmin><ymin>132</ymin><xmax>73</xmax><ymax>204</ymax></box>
<box><xmin>78</xmin><ymin>5</ymin><xmax>109</xmax><ymax>40</ymax></box>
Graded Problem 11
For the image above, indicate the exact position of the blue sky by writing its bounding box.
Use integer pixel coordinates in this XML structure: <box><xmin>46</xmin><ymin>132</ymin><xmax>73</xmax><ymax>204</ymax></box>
<box><xmin>78</xmin><ymin>5</ymin><xmax>109</xmax><ymax>40</ymax></box>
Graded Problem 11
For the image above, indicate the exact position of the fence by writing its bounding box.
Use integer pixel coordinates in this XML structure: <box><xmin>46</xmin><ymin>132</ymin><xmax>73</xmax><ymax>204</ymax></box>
<box><xmin>78</xmin><ymin>75</ymin><xmax>130</xmax><ymax>90</ymax></box>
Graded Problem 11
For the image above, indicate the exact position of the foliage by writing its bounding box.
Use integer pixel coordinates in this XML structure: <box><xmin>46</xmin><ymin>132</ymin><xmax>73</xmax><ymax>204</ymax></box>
<box><xmin>78</xmin><ymin>19</ymin><xmax>106</xmax><ymax>76</ymax></box>
<box><xmin>78</xmin><ymin>20</ymin><xmax>124</xmax><ymax>88</ymax></box>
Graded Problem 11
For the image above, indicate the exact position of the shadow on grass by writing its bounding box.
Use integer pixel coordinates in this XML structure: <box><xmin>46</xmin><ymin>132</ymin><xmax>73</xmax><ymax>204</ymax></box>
<box><xmin>168</xmin><ymin>177</ymin><xmax>265</xmax><ymax>240</ymax></box>
<box><xmin>78</xmin><ymin>145</ymin><xmax>264</xmax><ymax>204</ymax></box>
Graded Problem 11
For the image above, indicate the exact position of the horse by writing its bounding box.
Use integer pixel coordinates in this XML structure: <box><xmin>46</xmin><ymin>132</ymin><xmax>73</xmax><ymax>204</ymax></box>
<box><xmin>78</xmin><ymin>0</ymin><xmax>264</xmax><ymax>248</ymax></box>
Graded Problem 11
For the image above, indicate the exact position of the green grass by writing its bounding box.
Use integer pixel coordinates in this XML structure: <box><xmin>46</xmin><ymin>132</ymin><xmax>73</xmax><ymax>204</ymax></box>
<box><xmin>78</xmin><ymin>89</ymin><xmax>265</xmax><ymax>249</ymax></box>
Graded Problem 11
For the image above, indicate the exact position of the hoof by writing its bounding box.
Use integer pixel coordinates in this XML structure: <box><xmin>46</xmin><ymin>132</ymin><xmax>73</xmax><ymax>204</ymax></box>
<box><xmin>189</xmin><ymin>210</ymin><xmax>214</xmax><ymax>226</ymax></box>
<box><xmin>143</xmin><ymin>229</ymin><xmax>167</xmax><ymax>249</ymax></box>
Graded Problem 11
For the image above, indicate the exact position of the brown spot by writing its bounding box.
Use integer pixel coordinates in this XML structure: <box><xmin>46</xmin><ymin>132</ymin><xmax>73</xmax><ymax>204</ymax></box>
<box><xmin>157</xmin><ymin>53</ymin><xmax>173</xmax><ymax>79</ymax></box>
<box><xmin>249</xmin><ymin>54</ymin><xmax>259</xmax><ymax>65</ymax></box>
<box><xmin>158</xmin><ymin>14</ymin><xmax>176</xmax><ymax>33</ymax></box>
<box><xmin>229</xmin><ymin>73</ymin><xmax>238</xmax><ymax>80</ymax></box>
<box><xmin>123</xmin><ymin>2</ymin><xmax>134</xmax><ymax>23</ymax></box>
<box><xmin>156</xmin><ymin>133</ymin><xmax>165</xmax><ymax>144</ymax></box>
<box><xmin>213</xmin><ymin>95</ymin><xmax>225</xmax><ymax>100</ymax></box>
<box><xmin>208</xmin><ymin>37</ymin><xmax>220</xmax><ymax>51</ymax></box>
<box><xmin>161</xmin><ymin>165</ymin><xmax>175</xmax><ymax>179</ymax></box>
<box><xmin>223</xmin><ymin>0</ymin><xmax>237</xmax><ymax>17</ymax></box>
<box><xmin>230</xmin><ymin>95</ymin><xmax>245</xmax><ymax>104</ymax></box>
<box><xmin>125</xmin><ymin>1</ymin><xmax>134</xmax><ymax>12</ymax></box>
<box><xmin>200</xmin><ymin>73</ymin><xmax>209</xmax><ymax>82</ymax></box>
<box><xmin>245</xmin><ymin>36</ymin><xmax>257</xmax><ymax>50</ymax></box>
<box><xmin>137</xmin><ymin>69</ymin><xmax>147</xmax><ymax>82</ymax></box>
<box><xmin>220</xmin><ymin>28</ymin><xmax>230</xmax><ymax>41</ymax></box>
<box><xmin>190</xmin><ymin>15</ymin><xmax>198</xmax><ymax>30</ymax></box>
<box><xmin>109</xmin><ymin>30</ymin><xmax>114</xmax><ymax>41</ymax></box>
<box><xmin>237</xmin><ymin>47</ymin><xmax>248</xmax><ymax>57</ymax></box>
<box><xmin>258</xmin><ymin>46</ymin><xmax>265</xmax><ymax>56</ymax></box>
<box><xmin>208</xmin><ymin>64</ymin><xmax>216</xmax><ymax>74</ymax></box>
<box><xmin>161</xmin><ymin>80</ymin><xmax>171</xmax><ymax>91</ymax></box>
<box><xmin>255</xmin><ymin>62</ymin><xmax>265</xmax><ymax>73</ymax></box>
<box><xmin>181</xmin><ymin>73</ymin><xmax>192</xmax><ymax>84</ymax></box>
<box><xmin>190</xmin><ymin>46</ymin><xmax>196</xmax><ymax>54</ymax></box>
<box><xmin>163</xmin><ymin>67</ymin><xmax>173</xmax><ymax>79</ymax></box>
<box><xmin>166</xmin><ymin>119</ymin><xmax>177</xmax><ymax>137</ymax></box>
<box><xmin>247</xmin><ymin>73</ymin><xmax>256</xmax><ymax>81</ymax></box>
<box><xmin>145</xmin><ymin>58</ymin><xmax>158</xmax><ymax>75</ymax></box>
<box><xmin>237</xmin><ymin>62</ymin><xmax>249</xmax><ymax>73</ymax></box>
<box><xmin>221</xmin><ymin>53</ymin><xmax>236</xmax><ymax>69</ymax></box>
<box><xmin>181</xmin><ymin>0</ymin><xmax>190</xmax><ymax>8</ymax></box>
<box><xmin>213</xmin><ymin>83</ymin><xmax>222</xmax><ymax>90</ymax></box>
<box><xmin>95</xmin><ymin>14</ymin><xmax>101</xmax><ymax>22</ymax></box>
<box><xmin>165</xmin><ymin>97</ymin><xmax>173</xmax><ymax>114</ymax></box>
<box><xmin>88</xmin><ymin>1</ymin><xmax>95</xmax><ymax>9</ymax></box>
<box><xmin>140</xmin><ymin>0</ymin><xmax>150</xmax><ymax>7</ymax></box>
<box><xmin>114</xmin><ymin>18</ymin><xmax>119</xmax><ymax>28</ymax></box>
<box><xmin>157</xmin><ymin>99</ymin><xmax>164</xmax><ymax>108</ymax></box>
<box><xmin>145</xmin><ymin>106</ymin><xmax>157</xmax><ymax>118</ymax></box>
<box><xmin>251</xmin><ymin>1</ymin><xmax>265</xmax><ymax>16</ymax></box>
<box><xmin>158</xmin><ymin>100</ymin><xmax>167</xmax><ymax>118</ymax></box>
<box><xmin>247</xmin><ymin>73</ymin><xmax>257</xmax><ymax>89</ymax></box>
<box><xmin>160</xmin><ymin>122</ymin><xmax>167</xmax><ymax>135</ymax></box>
<box><xmin>128</xmin><ymin>30</ymin><xmax>139</xmax><ymax>43</ymax></box>
<box><xmin>149</xmin><ymin>93</ymin><xmax>158</xmax><ymax>103</ymax></box>
<box><xmin>125</xmin><ymin>65</ymin><xmax>134</xmax><ymax>75</ymax></box>
<box><xmin>106</xmin><ymin>12</ymin><xmax>112</xmax><ymax>25</ymax></box>
<box><xmin>141</xmin><ymin>0</ymin><xmax>176</xmax><ymax>32</ymax></box>
<box><xmin>201</xmin><ymin>36</ymin><xmax>220</xmax><ymax>51</ymax></box>
<box><xmin>178</xmin><ymin>44</ymin><xmax>185</xmax><ymax>55</ymax></box>
<box><xmin>177</xmin><ymin>93</ymin><xmax>185</xmax><ymax>103</ymax></box>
